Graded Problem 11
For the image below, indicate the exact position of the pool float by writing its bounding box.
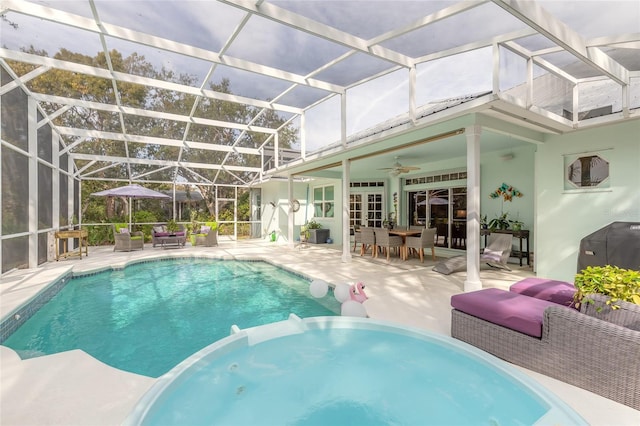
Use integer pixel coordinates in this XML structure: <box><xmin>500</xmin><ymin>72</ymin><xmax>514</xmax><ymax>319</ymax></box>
<box><xmin>350</xmin><ymin>282</ymin><xmax>368</xmax><ymax>303</ymax></box>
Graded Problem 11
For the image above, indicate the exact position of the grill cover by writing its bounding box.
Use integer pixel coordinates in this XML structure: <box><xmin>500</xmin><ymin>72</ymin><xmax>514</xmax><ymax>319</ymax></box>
<box><xmin>577</xmin><ymin>222</ymin><xmax>640</xmax><ymax>272</ymax></box>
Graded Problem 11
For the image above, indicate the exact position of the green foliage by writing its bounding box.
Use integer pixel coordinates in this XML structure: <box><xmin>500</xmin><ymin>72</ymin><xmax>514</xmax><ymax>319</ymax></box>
<box><xmin>134</xmin><ymin>210</ymin><xmax>158</xmax><ymax>241</ymax></box>
<box><xmin>166</xmin><ymin>219</ymin><xmax>179</xmax><ymax>232</ymax></box>
<box><xmin>305</xmin><ymin>219</ymin><xmax>322</xmax><ymax>229</ymax></box>
<box><xmin>573</xmin><ymin>265</ymin><xmax>640</xmax><ymax>309</ymax></box>
<box><xmin>488</xmin><ymin>212</ymin><xmax>510</xmax><ymax>230</ymax></box>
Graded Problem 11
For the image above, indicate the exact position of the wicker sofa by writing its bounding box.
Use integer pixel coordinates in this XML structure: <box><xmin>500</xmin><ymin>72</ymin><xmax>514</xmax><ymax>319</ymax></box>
<box><xmin>451</xmin><ymin>279</ymin><xmax>640</xmax><ymax>410</ymax></box>
<box><xmin>151</xmin><ymin>223</ymin><xmax>186</xmax><ymax>247</ymax></box>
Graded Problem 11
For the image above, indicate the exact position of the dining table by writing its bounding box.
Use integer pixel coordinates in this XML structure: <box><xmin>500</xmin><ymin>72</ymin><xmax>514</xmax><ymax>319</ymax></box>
<box><xmin>389</xmin><ymin>228</ymin><xmax>422</xmax><ymax>260</ymax></box>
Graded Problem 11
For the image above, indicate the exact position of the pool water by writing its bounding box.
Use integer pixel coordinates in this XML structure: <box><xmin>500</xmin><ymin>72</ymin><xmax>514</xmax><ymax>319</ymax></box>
<box><xmin>126</xmin><ymin>317</ymin><xmax>586</xmax><ymax>426</ymax></box>
<box><xmin>3</xmin><ymin>259</ymin><xmax>340</xmax><ymax>377</ymax></box>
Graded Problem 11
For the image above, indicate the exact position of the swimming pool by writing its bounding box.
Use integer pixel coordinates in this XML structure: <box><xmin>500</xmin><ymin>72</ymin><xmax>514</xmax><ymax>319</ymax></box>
<box><xmin>125</xmin><ymin>316</ymin><xmax>587</xmax><ymax>425</ymax></box>
<box><xmin>2</xmin><ymin>259</ymin><xmax>340</xmax><ymax>377</ymax></box>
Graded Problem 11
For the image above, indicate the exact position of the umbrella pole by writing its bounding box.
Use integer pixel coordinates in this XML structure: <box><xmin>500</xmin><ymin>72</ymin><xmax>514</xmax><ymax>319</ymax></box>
<box><xmin>129</xmin><ymin>197</ymin><xmax>132</xmax><ymax>231</ymax></box>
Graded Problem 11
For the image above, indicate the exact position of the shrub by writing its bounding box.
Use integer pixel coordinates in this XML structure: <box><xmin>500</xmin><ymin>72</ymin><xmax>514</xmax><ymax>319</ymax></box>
<box><xmin>573</xmin><ymin>265</ymin><xmax>640</xmax><ymax>309</ymax></box>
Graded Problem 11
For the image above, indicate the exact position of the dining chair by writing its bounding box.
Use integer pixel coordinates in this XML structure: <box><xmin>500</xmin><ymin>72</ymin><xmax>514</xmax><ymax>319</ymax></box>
<box><xmin>405</xmin><ymin>227</ymin><xmax>436</xmax><ymax>262</ymax></box>
<box><xmin>359</xmin><ymin>227</ymin><xmax>375</xmax><ymax>256</ymax></box>
<box><xmin>373</xmin><ymin>227</ymin><xmax>402</xmax><ymax>261</ymax></box>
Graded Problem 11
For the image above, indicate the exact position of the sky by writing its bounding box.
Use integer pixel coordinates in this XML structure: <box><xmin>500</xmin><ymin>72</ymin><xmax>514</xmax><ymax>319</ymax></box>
<box><xmin>2</xmin><ymin>0</ymin><xmax>639</xmax><ymax>150</ymax></box>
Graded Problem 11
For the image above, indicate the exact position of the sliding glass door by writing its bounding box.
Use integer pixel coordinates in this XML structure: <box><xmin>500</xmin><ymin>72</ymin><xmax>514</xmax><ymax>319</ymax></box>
<box><xmin>407</xmin><ymin>187</ymin><xmax>467</xmax><ymax>249</ymax></box>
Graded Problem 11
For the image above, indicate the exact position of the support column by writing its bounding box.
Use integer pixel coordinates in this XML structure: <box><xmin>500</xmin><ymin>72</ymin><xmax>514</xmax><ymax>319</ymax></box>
<box><xmin>341</xmin><ymin>159</ymin><xmax>352</xmax><ymax>263</ymax></box>
<box><xmin>465</xmin><ymin>125</ymin><xmax>482</xmax><ymax>292</ymax></box>
<box><xmin>28</xmin><ymin>97</ymin><xmax>38</xmax><ymax>268</ymax></box>
<box><xmin>288</xmin><ymin>175</ymin><xmax>295</xmax><ymax>249</ymax></box>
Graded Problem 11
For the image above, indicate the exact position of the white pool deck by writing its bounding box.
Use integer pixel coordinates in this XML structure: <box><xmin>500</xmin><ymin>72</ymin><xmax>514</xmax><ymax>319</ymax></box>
<box><xmin>1</xmin><ymin>239</ymin><xmax>639</xmax><ymax>425</ymax></box>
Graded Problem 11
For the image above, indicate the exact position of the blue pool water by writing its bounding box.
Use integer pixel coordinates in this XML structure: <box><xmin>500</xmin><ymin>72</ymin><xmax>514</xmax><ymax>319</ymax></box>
<box><xmin>126</xmin><ymin>317</ymin><xmax>586</xmax><ymax>426</ymax></box>
<box><xmin>3</xmin><ymin>259</ymin><xmax>340</xmax><ymax>377</ymax></box>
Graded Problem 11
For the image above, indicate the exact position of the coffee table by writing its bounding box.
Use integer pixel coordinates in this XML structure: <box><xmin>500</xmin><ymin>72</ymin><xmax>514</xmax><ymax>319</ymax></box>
<box><xmin>158</xmin><ymin>235</ymin><xmax>185</xmax><ymax>249</ymax></box>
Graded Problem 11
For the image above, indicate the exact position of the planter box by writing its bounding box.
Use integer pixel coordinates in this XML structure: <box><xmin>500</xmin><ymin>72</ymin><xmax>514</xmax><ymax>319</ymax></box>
<box><xmin>308</xmin><ymin>229</ymin><xmax>330</xmax><ymax>244</ymax></box>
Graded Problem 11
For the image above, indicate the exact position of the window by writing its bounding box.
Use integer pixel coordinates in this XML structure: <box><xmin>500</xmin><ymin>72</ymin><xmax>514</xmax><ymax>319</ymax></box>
<box><xmin>564</xmin><ymin>152</ymin><xmax>610</xmax><ymax>190</ymax></box>
<box><xmin>313</xmin><ymin>185</ymin><xmax>334</xmax><ymax>218</ymax></box>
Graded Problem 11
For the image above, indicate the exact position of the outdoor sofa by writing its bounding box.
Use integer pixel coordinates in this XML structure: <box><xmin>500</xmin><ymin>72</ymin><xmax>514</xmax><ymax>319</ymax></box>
<box><xmin>450</xmin><ymin>278</ymin><xmax>640</xmax><ymax>410</ymax></box>
<box><xmin>151</xmin><ymin>223</ymin><xmax>187</xmax><ymax>247</ymax></box>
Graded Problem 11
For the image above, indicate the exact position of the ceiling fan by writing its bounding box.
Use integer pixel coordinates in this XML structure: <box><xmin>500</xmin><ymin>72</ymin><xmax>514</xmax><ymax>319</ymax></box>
<box><xmin>378</xmin><ymin>157</ymin><xmax>420</xmax><ymax>175</ymax></box>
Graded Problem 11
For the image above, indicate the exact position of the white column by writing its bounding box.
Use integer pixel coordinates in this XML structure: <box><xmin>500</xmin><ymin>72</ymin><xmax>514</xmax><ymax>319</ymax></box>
<box><xmin>28</xmin><ymin>97</ymin><xmax>38</xmax><ymax>267</ymax></box>
<box><xmin>288</xmin><ymin>175</ymin><xmax>295</xmax><ymax>248</ymax></box>
<box><xmin>465</xmin><ymin>125</ymin><xmax>482</xmax><ymax>292</ymax></box>
<box><xmin>341</xmin><ymin>159</ymin><xmax>352</xmax><ymax>263</ymax></box>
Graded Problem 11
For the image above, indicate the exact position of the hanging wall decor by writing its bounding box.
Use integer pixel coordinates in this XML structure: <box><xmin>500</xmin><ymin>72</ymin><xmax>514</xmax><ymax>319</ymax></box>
<box><xmin>489</xmin><ymin>183</ymin><xmax>523</xmax><ymax>202</ymax></box>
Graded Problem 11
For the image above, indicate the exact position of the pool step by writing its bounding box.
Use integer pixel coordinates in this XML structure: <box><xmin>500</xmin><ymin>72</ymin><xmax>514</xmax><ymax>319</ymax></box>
<box><xmin>230</xmin><ymin>314</ymin><xmax>306</xmax><ymax>346</ymax></box>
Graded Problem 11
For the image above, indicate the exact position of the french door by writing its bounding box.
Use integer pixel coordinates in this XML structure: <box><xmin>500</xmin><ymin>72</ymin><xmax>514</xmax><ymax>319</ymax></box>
<box><xmin>350</xmin><ymin>192</ymin><xmax>383</xmax><ymax>228</ymax></box>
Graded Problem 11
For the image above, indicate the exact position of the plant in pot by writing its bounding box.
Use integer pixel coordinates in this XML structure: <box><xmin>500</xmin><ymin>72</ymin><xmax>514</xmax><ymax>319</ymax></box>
<box><xmin>573</xmin><ymin>265</ymin><xmax>640</xmax><ymax>310</ymax></box>
<box><xmin>166</xmin><ymin>219</ymin><xmax>179</xmax><ymax>234</ymax></box>
<box><xmin>509</xmin><ymin>219</ymin><xmax>524</xmax><ymax>231</ymax></box>
<box><xmin>488</xmin><ymin>212</ymin><xmax>510</xmax><ymax>231</ymax></box>
<box><xmin>304</xmin><ymin>219</ymin><xmax>329</xmax><ymax>244</ymax></box>
<box><xmin>480</xmin><ymin>214</ymin><xmax>488</xmax><ymax>230</ymax></box>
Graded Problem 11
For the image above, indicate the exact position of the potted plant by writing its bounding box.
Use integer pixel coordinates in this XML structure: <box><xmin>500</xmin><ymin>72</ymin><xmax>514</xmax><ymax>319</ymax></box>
<box><xmin>488</xmin><ymin>212</ymin><xmax>510</xmax><ymax>230</ymax></box>
<box><xmin>166</xmin><ymin>219</ymin><xmax>179</xmax><ymax>234</ymax></box>
<box><xmin>573</xmin><ymin>265</ymin><xmax>640</xmax><ymax>310</ymax></box>
<box><xmin>509</xmin><ymin>219</ymin><xmax>524</xmax><ymax>232</ymax></box>
<box><xmin>480</xmin><ymin>214</ymin><xmax>488</xmax><ymax>230</ymax></box>
<box><xmin>305</xmin><ymin>219</ymin><xmax>329</xmax><ymax>244</ymax></box>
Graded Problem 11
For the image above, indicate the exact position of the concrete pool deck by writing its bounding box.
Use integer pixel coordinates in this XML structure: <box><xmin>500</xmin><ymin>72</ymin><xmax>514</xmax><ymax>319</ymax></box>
<box><xmin>1</xmin><ymin>239</ymin><xmax>639</xmax><ymax>425</ymax></box>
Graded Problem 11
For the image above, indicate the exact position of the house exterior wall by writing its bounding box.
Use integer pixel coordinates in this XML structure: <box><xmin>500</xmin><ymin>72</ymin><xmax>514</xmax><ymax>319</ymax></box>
<box><xmin>259</xmin><ymin>179</ymin><xmax>344</xmax><ymax>244</ymax></box>
<box><xmin>535</xmin><ymin>120</ymin><xmax>640</xmax><ymax>282</ymax></box>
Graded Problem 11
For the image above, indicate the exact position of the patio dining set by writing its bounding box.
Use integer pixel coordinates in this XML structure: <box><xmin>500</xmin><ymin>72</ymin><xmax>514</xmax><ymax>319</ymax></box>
<box><xmin>354</xmin><ymin>227</ymin><xmax>436</xmax><ymax>262</ymax></box>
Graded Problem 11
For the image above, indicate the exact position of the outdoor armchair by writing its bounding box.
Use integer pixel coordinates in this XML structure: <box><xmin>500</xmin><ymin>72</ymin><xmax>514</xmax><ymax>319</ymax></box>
<box><xmin>192</xmin><ymin>221</ymin><xmax>218</xmax><ymax>247</ymax></box>
<box><xmin>113</xmin><ymin>223</ymin><xmax>144</xmax><ymax>252</ymax></box>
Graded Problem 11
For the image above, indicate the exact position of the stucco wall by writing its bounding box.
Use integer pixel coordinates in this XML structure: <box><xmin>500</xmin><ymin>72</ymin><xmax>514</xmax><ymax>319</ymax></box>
<box><xmin>260</xmin><ymin>178</ymin><xmax>344</xmax><ymax>245</ymax></box>
<box><xmin>535</xmin><ymin>120</ymin><xmax>640</xmax><ymax>282</ymax></box>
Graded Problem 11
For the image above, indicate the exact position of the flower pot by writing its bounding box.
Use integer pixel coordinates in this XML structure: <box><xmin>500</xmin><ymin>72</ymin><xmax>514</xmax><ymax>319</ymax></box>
<box><xmin>308</xmin><ymin>229</ymin><xmax>330</xmax><ymax>244</ymax></box>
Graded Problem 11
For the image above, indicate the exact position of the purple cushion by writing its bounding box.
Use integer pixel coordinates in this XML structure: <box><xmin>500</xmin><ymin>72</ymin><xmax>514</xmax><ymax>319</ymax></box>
<box><xmin>510</xmin><ymin>278</ymin><xmax>576</xmax><ymax>308</ymax></box>
<box><xmin>174</xmin><ymin>231</ymin><xmax>185</xmax><ymax>237</ymax></box>
<box><xmin>451</xmin><ymin>288</ymin><xmax>559</xmax><ymax>337</ymax></box>
<box><xmin>155</xmin><ymin>232</ymin><xmax>170</xmax><ymax>237</ymax></box>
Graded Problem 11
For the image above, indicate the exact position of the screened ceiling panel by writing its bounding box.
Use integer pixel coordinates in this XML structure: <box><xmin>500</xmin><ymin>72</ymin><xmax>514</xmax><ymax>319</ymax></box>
<box><xmin>273</xmin><ymin>0</ymin><xmax>458</xmax><ymax>39</ymax></box>
<box><xmin>1</xmin><ymin>0</ymin><xmax>638</xmax><ymax>186</ymax></box>
<box><xmin>222</xmin><ymin>14</ymin><xmax>352</xmax><ymax>76</ymax></box>
<box><xmin>381</xmin><ymin>2</ymin><xmax>527</xmax><ymax>57</ymax></box>
<box><xmin>273</xmin><ymin>84</ymin><xmax>334</xmax><ymax>109</ymax></box>
<box><xmin>207</xmin><ymin>64</ymin><xmax>297</xmax><ymax>102</ymax></box>
<box><xmin>313</xmin><ymin>52</ymin><xmax>398</xmax><ymax>88</ymax></box>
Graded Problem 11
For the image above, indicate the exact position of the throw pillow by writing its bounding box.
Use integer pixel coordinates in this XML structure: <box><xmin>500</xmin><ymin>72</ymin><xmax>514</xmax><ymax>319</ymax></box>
<box><xmin>153</xmin><ymin>226</ymin><xmax>164</xmax><ymax>234</ymax></box>
<box><xmin>200</xmin><ymin>225</ymin><xmax>211</xmax><ymax>233</ymax></box>
<box><xmin>119</xmin><ymin>228</ymin><xmax>129</xmax><ymax>234</ymax></box>
<box><xmin>482</xmin><ymin>248</ymin><xmax>502</xmax><ymax>263</ymax></box>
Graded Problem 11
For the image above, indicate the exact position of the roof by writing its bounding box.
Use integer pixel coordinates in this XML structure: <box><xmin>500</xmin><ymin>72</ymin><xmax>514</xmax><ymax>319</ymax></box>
<box><xmin>1</xmin><ymin>0</ymin><xmax>638</xmax><ymax>185</ymax></box>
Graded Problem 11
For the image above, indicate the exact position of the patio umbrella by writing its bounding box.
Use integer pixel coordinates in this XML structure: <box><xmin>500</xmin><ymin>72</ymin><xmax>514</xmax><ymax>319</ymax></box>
<box><xmin>91</xmin><ymin>184</ymin><xmax>170</xmax><ymax>230</ymax></box>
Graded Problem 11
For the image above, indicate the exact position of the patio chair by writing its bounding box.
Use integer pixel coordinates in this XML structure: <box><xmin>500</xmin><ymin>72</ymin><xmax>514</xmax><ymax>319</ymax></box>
<box><xmin>481</xmin><ymin>233</ymin><xmax>513</xmax><ymax>270</ymax></box>
<box><xmin>192</xmin><ymin>222</ymin><xmax>218</xmax><ymax>247</ymax></box>
<box><xmin>112</xmin><ymin>223</ymin><xmax>144</xmax><ymax>252</ymax></box>
<box><xmin>359</xmin><ymin>227</ymin><xmax>375</xmax><ymax>256</ymax></box>
<box><xmin>373</xmin><ymin>227</ymin><xmax>402</xmax><ymax>262</ymax></box>
<box><xmin>405</xmin><ymin>227</ymin><xmax>436</xmax><ymax>262</ymax></box>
